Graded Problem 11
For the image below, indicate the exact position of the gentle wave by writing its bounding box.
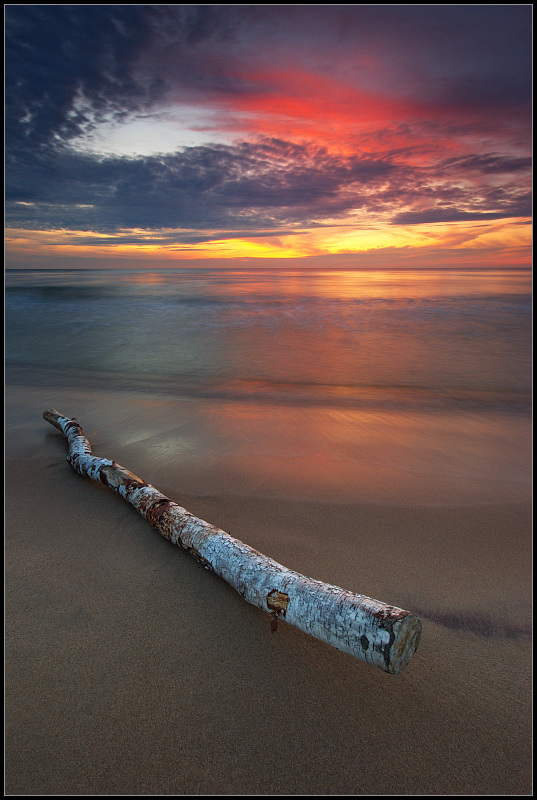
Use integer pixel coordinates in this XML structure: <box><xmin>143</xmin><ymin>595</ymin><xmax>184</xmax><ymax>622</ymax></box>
<box><xmin>5</xmin><ymin>363</ymin><xmax>531</xmax><ymax>413</ymax></box>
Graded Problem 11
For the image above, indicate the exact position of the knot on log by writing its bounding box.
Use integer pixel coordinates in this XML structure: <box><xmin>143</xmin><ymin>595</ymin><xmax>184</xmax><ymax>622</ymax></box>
<box><xmin>267</xmin><ymin>589</ymin><xmax>289</xmax><ymax>617</ymax></box>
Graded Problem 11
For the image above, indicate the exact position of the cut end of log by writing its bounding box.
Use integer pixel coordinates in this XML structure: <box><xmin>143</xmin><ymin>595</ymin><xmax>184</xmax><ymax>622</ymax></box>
<box><xmin>387</xmin><ymin>614</ymin><xmax>422</xmax><ymax>675</ymax></box>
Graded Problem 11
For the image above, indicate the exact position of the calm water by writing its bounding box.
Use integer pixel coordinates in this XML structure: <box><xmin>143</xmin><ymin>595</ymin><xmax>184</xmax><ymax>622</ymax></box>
<box><xmin>5</xmin><ymin>266</ymin><xmax>532</xmax><ymax>505</ymax></box>
<box><xmin>5</xmin><ymin>267</ymin><xmax>532</xmax><ymax>411</ymax></box>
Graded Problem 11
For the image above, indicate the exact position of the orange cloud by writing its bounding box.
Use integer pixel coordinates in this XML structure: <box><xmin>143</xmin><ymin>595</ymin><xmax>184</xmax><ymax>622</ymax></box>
<box><xmin>211</xmin><ymin>66</ymin><xmax>477</xmax><ymax>163</ymax></box>
<box><xmin>6</xmin><ymin>212</ymin><xmax>531</xmax><ymax>271</ymax></box>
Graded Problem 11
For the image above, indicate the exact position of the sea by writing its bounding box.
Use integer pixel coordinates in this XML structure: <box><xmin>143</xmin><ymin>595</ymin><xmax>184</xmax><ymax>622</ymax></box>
<box><xmin>5</xmin><ymin>265</ymin><xmax>532</xmax><ymax>505</ymax></box>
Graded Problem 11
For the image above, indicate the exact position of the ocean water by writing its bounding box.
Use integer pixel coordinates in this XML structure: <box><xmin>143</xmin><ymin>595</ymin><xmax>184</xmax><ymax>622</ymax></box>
<box><xmin>5</xmin><ymin>266</ymin><xmax>532</xmax><ymax>505</ymax></box>
<box><xmin>5</xmin><ymin>266</ymin><xmax>532</xmax><ymax>406</ymax></box>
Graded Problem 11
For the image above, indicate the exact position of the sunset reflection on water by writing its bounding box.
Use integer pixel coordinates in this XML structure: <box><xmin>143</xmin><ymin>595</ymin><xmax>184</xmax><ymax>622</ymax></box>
<box><xmin>5</xmin><ymin>265</ymin><xmax>531</xmax><ymax>506</ymax></box>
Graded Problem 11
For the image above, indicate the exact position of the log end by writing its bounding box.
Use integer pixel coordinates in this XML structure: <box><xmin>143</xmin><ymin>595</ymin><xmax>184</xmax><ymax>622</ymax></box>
<box><xmin>43</xmin><ymin>408</ymin><xmax>67</xmax><ymax>432</ymax></box>
<box><xmin>386</xmin><ymin>614</ymin><xmax>422</xmax><ymax>675</ymax></box>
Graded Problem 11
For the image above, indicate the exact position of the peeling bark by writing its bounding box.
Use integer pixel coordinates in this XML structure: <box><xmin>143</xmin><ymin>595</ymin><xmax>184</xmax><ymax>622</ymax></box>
<box><xmin>43</xmin><ymin>408</ymin><xmax>422</xmax><ymax>674</ymax></box>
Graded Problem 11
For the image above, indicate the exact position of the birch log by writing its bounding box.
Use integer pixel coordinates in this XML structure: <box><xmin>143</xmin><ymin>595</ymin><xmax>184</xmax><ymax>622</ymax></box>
<box><xmin>43</xmin><ymin>408</ymin><xmax>422</xmax><ymax>674</ymax></box>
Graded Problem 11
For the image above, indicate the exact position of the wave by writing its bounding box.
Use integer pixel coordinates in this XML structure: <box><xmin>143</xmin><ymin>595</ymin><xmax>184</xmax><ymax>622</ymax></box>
<box><xmin>6</xmin><ymin>363</ymin><xmax>531</xmax><ymax>413</ymax></box>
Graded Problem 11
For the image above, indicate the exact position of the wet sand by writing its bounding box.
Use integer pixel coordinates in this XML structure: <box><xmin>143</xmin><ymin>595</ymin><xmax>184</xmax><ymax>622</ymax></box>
<box><xmin>4</xmin><ymin>384</ymin><xmax>532</xmax><ymax>795</ymax></box>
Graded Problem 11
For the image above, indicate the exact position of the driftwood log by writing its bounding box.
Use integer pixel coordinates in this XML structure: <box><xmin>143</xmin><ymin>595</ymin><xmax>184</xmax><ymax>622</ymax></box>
<box><xmin>43</xmin><ymin>409</ymin><xmax>422</xmax><ymax>674</ymax></box>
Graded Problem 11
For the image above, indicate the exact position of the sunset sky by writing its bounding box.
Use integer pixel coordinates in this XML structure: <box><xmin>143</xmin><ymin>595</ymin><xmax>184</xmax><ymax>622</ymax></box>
<box><xmin>5</xmin><ymin>4</ymin><xmax>532</xmax><ymax>270</ymax></box>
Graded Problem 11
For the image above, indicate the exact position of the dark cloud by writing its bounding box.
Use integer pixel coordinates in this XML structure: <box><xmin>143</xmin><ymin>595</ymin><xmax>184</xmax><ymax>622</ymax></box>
<box><xmin>5</xmin><ymin>138</ymin><xmax>399</xmax><ymax>232</ymax></box>
<box><xmin>390</xmin><ymin>162</ymin><xmax>532</xmax><ymax>225</ymax></box>
<box><xmin>392</xmin><ymin>206</ymin><xmax>529</xmax><ymax>226</ymax></box>
<box><xmin>5</xmin><ymin>135</ymin><xmax>531</xmax><ymax>234</ymax></box>
<box><xmin>5</xmin><ymin>5</ymin><xmax>164</xmax><ymax>154</ymax></box>
<box><xmin>438</xmin><ymin>154</ymin><xmax>532</xmax><ymax>175</ymax></box>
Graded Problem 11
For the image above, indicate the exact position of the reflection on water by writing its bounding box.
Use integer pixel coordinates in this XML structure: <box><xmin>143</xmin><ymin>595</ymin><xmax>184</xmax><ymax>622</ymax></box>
<box><xmin>5</xmin><ymin>266</ymin><xmax>532</xmax><ymax>404</ymax></box>
<box><xmin>5</xmin><ymin>266</ymin><xmax>531</xmax><ymax>504</ymax></box>
<box><xmin>6</xmin><ymin>265</ymin><xmax>532</xmax><ymax>298</ymax></box>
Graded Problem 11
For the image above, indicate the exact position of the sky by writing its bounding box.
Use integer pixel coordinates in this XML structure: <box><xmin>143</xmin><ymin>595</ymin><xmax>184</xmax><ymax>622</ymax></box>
<box><xmin>5</xmin><ymin>4</ymin><xmax>532</xmax><ymax>270</ymax></box>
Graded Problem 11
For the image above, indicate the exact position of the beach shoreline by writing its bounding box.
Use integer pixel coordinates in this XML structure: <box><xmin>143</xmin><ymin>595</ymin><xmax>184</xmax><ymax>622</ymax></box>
<box><xmin>5</xmin><ymin>382</ymin><xmax>532</xmax><ymax>795</ymax></box>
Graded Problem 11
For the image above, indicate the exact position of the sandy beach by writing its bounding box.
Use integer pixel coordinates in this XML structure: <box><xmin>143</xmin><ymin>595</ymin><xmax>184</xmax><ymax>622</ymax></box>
<box><xmin>4</xmin><ymin>381</ymin><xmax>532</xmax><ymax>795</ymax></box>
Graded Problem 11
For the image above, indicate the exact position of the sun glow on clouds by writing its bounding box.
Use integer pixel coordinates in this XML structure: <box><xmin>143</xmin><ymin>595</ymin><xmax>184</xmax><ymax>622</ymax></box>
<box><xmin>67</xmin><ymin>65</ymin><xmax>463</xmax><ymax>163</ymax></box>
<box><xmin>5</xmin><ymin>5</ymin><xmax>532</xmax><ymax>270</ymax></box>
<box><xmin>6</xmin><ymin>214</ymin><xmax>530</xmax><ymax>269</ymax></box>
<box><xmin>5</xmin><ymin>227</ymin><xmax>307</xmax><ymax>260</ymax></box>
<box><xmin>222</xmin><ymin>66</ymin><xmax>430</xmax><ymax>154</ymax></box>
<box><xmin>67</xmin><ymin>73</ymin><xmax>398</xmax><ymax>160</ymax></box>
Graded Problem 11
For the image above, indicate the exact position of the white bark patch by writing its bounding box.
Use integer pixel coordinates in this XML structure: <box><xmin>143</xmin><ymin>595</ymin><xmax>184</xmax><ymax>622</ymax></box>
<box><xmin>43</xmin><ymin>408</ymin><xmax>422</xmax><ymax>674</ymax></box>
